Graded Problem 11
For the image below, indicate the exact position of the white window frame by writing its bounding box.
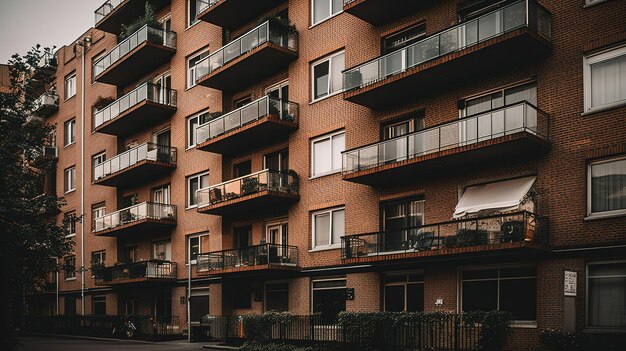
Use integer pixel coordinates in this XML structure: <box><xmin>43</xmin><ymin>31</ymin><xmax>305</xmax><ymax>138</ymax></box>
<box><xmin>586</xmin><ymin>155</ymin><xmax>626</xmax><ymax>219</ymax></box>
<box><xmin>188</xmin><ymin>233</ymin><xmax>209</xmax><ymax>265</ymax></box>
<box><xmin>311</xmin><ymin>50</ymin><xmax>345</xmax><ymax>102</ymax></box>
<box><xmin>586</xmin><ymin>260</ymin><xmax>626</xmax><ymax>329</ymax></box>
<box><xmin>187</xmin><ymin>109</ymin><xmax>209</xmax><ymax>149</ymax></box>
<box><xmin>584</xmin><ymin>0</ymin><xmax>610</xmax><ymax>8</ymax></box>
<box><xmin>187</xmin><ymin>48</ymin><xmax>209</xmax><ymax>88</ymax></box>
<box><xmin>311</xmin><ymin>0</ymin><xmax>343</xmax><ymax>27</ymax></box>
<box><xmin>64</xmin><ymin>72</ymin><xmax>76</xmax><ymax>100</ymax></box>
<box><xmin>583</xmin><ymin>44</ymin><xmax>626</xmax><ymax>113</ymax></box>
<box><xmin>91</xmin><ymin>251</ymin><xmax>106</xmax><ymax>278</ymax></box>
<box><xmin>187</xmin><ymin>0</ymin><xmax>202</xmax><ymax>28</ymax></box>
<box><xmin>64</xmin><ymin>212</ymin><xmax>76</xmax><ymax>238</ymax></box>
<box><xmin>92</xmin><ymin>152</ymin><xmax>106</xmax><ymax>179</ymax></box>
<box><xmin>64</xmin><ymin>256</ymin><xmax>76</xmax><ymax>280</ymax></box>
<box><xmin>64</xmin><ymin>119</ymin><xmax>76</xmax><ymax>147</ymax></box>
<box><xmin>187</xmin><ymin>171</ymin><xmax>210</xmax><ymax>208</ymax></box>
<box><xmin>310</xmin><ymin>130</ymin><xmax>345</xmax><ymax>178</ymax></box>
<box><xmin>311</xmin><ymin>206</ymin><xmax>345</xmax><ymax>251</ymax></box>
<box><xmin>93</xmin><ymin>203</ymin><xmax>106</xmax><ymax>220</ymax></box>
<box><xmin>64</xmin><ymin>166</ymin><xmax>76</xmax><ymax>194</ymax></box>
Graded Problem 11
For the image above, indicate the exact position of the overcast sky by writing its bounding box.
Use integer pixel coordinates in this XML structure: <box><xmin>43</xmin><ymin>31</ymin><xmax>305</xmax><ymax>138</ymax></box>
<box><xmin>0</xmin><ymin>0</ymin><xmax>104</xmax><ymax>63</ymax></box>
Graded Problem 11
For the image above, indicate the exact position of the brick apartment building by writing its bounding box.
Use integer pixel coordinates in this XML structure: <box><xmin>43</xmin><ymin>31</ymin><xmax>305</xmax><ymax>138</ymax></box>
<box><xmin>26</xmin><ymin>0</ymin><xmax>625</xmax><ymax>349</ymax></box>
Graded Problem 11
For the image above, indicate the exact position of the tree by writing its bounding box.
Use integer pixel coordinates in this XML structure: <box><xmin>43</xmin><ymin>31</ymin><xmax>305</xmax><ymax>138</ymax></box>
<box><xmin>0</xmin><ymin>45</ymin><xmax>72</xmax><ymax>350</ymax></box>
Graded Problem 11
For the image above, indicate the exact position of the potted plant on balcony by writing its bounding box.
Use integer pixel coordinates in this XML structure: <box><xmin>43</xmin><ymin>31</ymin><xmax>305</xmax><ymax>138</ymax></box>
<box><xmin>119</xmin><ymin>2</ymin><xmax>159</xmax><ymax>42</ymax></box>
<box><xmin>455</xmin><ymin>228</ymin><xmax>489</xmax><ymax>247</ymax></box>
<box><xmin>92</xmin><ymin>96</ymin><xmax>115</xmax><ymax>112</ymax></box>
<box><xmin>241</xmin><ymin>177</ymin><xmax>260</xmax><ymax>195</ymax></box>
<box><xmin>344</xmin><ymin>70</ymin><xmax>363</xmax><ymax>90</ymax></box>
<box><xmin>287</xmin><ymin>170</ymin><xmax>299</xmax><ymax>194</ymax></box>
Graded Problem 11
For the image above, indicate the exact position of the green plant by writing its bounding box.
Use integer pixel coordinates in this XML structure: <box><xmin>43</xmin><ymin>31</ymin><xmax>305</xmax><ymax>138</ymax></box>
<box><xmin>242</xmin><ymin>177</ymin><xmax>260</xmax><ymax>195</ymax></box>
<box><xmin>119</xmin><ymin>2</ymin><xmax>159</xmax><ymax>41</ymax></box>
<box><xmin>92</xmin><ymin>96</ymin><xmax>115</xmax><ymax>111</ymax></box>
<box><xmin>539</xmin><ymin>329</ymin><xmax>626</xmax><ymax>351</ymax></box>
<box><xmin>455</xmin><ymin>228</ymin><xmax>488</xmax><ymax>247</ymax></box>
<box><xmin>242</xmin><ymin>311</ymin><xmax>295</xmax><ymax>342</ymax></box>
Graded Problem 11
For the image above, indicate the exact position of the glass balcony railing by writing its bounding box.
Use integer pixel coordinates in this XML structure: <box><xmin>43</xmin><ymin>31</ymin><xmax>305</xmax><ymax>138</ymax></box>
<box><xmin>94</xmin><ymin>260</ymin><xmax>177</xmax><ymax>284</ymax></box>
<box><xmin>93</xmin><ymin>142</ymin><xmax>177</xmax><ymax>181</ymax></box>
<box><xmin>195</xmin><ymin>96</ymin><xmax>298</xmax><ymax>145</ymax></box>
<box><xmin>195</xmin><ymin>20</ymin><xmax>297</xmax><ymax>83</ymax></box>
<box><xmin>342</xmin><ymin>0</ymin><xmax>551</xmax><ymax>91</ymax></box>
<box><xmin>342</xmin><ymin>101</ymin><xmax>549</xmax><ymax>174</ymax></box>
<box><xmin>197</xmin><ymin>169</ymin><xmax>298</xmax><ymax>208</ymax></box>
<box><xmin>93</xmin><ymin>83</ymin><xmax>177</xmax><ymax>130</ymax></box>
<box><xmin>93</xmin><ymin>25</ymin><xmax>176</xmax><ymax>77</ymax></box>
<box><xmin>342</xmin><ymin>211</ymin><xmax>547</xmax><ymax>259</ymax></box>
<box><xmin>93</xmin><ymin>202</ymin><xmax>176</xmax><ymax>233</ymax></box>
<box><xmin>196</xmin><ymin>0</ymin><xmax>219</xmax><ymax>15</ymax></box>
<box><xmin>94</xmin><ymin>0</ymin><xmax>124</xmax><ymax>23</ymax></box>
<box><xmin>196</xmin><ymin>244</ymin><xmax>298</xmax><ymax>273</ymax></box>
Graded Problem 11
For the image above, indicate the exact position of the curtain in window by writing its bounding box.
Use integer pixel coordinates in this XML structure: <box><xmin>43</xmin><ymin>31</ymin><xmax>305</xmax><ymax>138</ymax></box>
<box><xmin>588</xmin><ymin>264</ymin><xmax>626</xmax><ymax>327</ymax></box>
<box><xmin>591</xmin><ymin>158</ymin><xmax>626</xmax><ymax>213</ymax></box>
<box><xmin>591</xmin><ymin>54</ymin><xmax>626</xmax><ymax>108</ymax></box>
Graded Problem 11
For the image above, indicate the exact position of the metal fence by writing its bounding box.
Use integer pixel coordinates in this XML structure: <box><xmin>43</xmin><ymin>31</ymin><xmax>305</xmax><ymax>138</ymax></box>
<box><xmin>196</xmin><ymin>243</ymin><xmax>298</xmax><ymax>273</ymax></box>
<box><xmin>92</xmin><ymin>202</ymin><xmax>177</xmax><ymax>233</ymax></box>
<box><xmin>94</xmin><ymin>142</ymin><xmax>177</xmax><ymax>181</ymax></box>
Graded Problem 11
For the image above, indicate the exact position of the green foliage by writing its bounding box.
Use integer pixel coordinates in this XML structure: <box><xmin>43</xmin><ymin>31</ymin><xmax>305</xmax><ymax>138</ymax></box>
<box><xmin>539</xmin><ymin>329</ymin><xmax>626</xmax><ymax>351</ymax></box>
<box><xmin>242</xmin><ymin>311</ymin><xmax>295</xmax><ymax>342</ymax></box>
<box><xmin>241</xmin><ymin>342</ymin><xmax>317</xmax><ymax>351</ymax></box>
<box><xmin>119</xmin><ymin>2</ymin><xmax>159</xmax><ymax>41</ymax></box>
<box><xmin>1</xmin><ymin>45</ymin><xmax>71</xmax><ymax>350</ymax></box>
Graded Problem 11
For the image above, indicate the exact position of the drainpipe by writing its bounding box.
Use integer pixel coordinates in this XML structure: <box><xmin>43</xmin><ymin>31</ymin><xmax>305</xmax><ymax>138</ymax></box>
<box><xmin>56</xmin><ymin>258</ymin><xmax>59</xmax><ymax>315</ymax></box>
<box><xmin>187</xmin><ymin>260</ymin><xmax>191</xmax><ymax>342</ymax></box>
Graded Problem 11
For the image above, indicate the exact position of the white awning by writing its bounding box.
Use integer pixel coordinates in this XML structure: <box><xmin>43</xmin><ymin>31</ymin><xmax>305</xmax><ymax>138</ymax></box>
<box><xmin>453</xmin><ymin>176</ymin><xmax>536</xmax><ymax>219</ymax></box>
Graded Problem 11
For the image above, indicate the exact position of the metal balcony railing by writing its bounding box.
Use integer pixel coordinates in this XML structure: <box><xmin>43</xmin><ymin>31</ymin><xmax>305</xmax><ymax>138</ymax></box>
<box><xmin>197</xmin><ymin>169</ymin><xmax>298</xmax><ymax>208</ymax></box>
<box><xmin>196</xmin><ymin>0</ymin><xmax>219</xmax><ymax>15</ymax></box>
<box><xmin>38</xmin><ymin>51</ymin><xmax>57</xmax><ymax>71</ymax></box>
<box><xmin>94</xmin><ymin>0</ymin><xmax>124</xmax><ymax>23</ymax></box>
<box><xmin>342</xmin><ymin>0</ymin><xmax>552</xmax><ymax>91</ymax></box>
<box><xmin>94</xmin><ymin>260</ymin><xmax>177</xmax><ymax>284</ymax></box>
<box><xmin>195</xmin><ymin>20</ymin><xmax>297</xmax><ymax>82</ymax></box>
<box><xmin>93</xmin><ymin>202</ymin><xmax>176</xmax><ymax>233</ymax></box>
<box><xmin>341</xmin><ymin>211</ymin><xmax>548</xmax><ymax>259</ymax></box>
<box><xmin>342</xmin><ymin>101</ymin><xmax>549</xmax><ymax>174</ymax></box>
<box><xmin>195</xmin><ymin>96</ymin><xmax>298</xmax><ymax>144</ymax></box>
<box><xmin>196</xmin><ymin>243</ymin><xmax>298</xmax><ymax>273</ymax></box>
<box><xmin>93</xmin><ymin>82</ymin><xmax>177</xmax><ymax>130</ymax></box>
<box><xmin>93</xmin><ymin>24</ymin><xmax>177</xmax><ymax>77</ymax></box>
<box><xmin>94</xmin><ymin>142</ymin><xmax>176</xmax><ymax>181</ymax></box>
<box><xmin>33</xmin><ymin>92</ymin><xmax>59</xmax><ymax>112</ymax></box>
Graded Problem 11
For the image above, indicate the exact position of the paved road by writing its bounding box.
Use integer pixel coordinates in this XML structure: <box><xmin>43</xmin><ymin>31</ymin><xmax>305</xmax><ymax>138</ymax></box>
<box><xmin>16</xmin><ymin>335</ymin><xmax>211</xmax><ymax>351</ymax></box>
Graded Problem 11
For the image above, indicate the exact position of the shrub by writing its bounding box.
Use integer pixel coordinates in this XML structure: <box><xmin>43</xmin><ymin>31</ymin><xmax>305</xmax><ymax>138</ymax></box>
<box><xmin>539</xmin><ymin>329</ymin><xmax>626</xmax><ymax>351</ymax></box>
<box><xmin>119</xmin><ymin>2</ymin><xmax>159</xmax><ymax>41</ymax></box>
<box><xmin>242</xmin><ymin>311</ymin><xmax>295</xmax><ymax>342</ymax></box>
<box><xmin>241</xmin><ymin>342</ymin><xmax>316</xmax><ymax>351</ymax></box>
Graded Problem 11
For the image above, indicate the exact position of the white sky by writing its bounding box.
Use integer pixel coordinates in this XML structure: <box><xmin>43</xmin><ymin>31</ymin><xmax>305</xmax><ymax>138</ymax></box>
<box><xmin>0</xmin><ymin>0</ymin><xmax>104</xmax><ymax>62</ymax></box>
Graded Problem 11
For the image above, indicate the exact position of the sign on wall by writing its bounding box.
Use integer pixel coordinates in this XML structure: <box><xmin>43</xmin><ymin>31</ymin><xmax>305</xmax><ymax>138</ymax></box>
<box><xmin>564</xmin><ymin>270</ymin><xmax>577</xmax><ymax>297</ymax></box>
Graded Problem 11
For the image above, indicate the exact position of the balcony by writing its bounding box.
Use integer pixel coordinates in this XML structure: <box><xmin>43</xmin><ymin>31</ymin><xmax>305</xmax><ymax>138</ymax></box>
<box><xmin>341</xmin><ymin>211</ymin><xmax>548</xmax><ymax>264</ymax></box>
<box><xmin>93</xmin><ymin>25</ymin><xmax>176</xmax><ymax>86</ymax></box>
<box><xmin>94</xmin><ymin>0</ymin><xmax>171</xmax><ymax>34</ymax></box>
<box><xmin>196</xmin><ymin>244</ymin><xmax>298</xmax><ymax>276</ymax></box>
<box><xmin>32</xmin><ymin>51</ymin><xmax>57</xmax><ymax>82</ymax></box>
<box><xmin>195</xmin><ymin>20</ymin><xmax>298</xmax><ymax>92</ymax></box>
<box><xmin>343</xmin><ymin>0</ymin><xmax>435</xmax><ymax>25</ymax></box>
<box><xmin>93</xmin><ymin>83</ymin><xmax>176</xmax><ymax>136</ymax></box>
<box><xmin>195</xmin><ymin>96</ymin><xmax>298</xmax><ymax>155</ymax></box>
<box><xmin>197</xmin><ymin>169</ymin><xmax>299</xmax><ymax>216</ymax></box>
<box><xmin>94</xmin><ymin>260</ymin><xmax>177</xmax><ymax>286</ymax></box>
<box><xmin>342</xmin><ymin>101</ymin><xmax>550</xmax><ymax>186</ymax></box>
<box><xmin>196</xmin><ymin>0</ymin><xmax>287</xmax><ymax>30</ymax></box>
<box><xmin>93</xmin><ymin>143</ymin><xmax>176</xmax><ymax>187</ymax></box>
<box><xmin>33</xmin><ymin>92</ymin><xmax>59</xmax><ymax>117</ymax></box>
<box><xmin>342</xmin><ymin>0</ymin><xmax>552</xmax><ymax>109</ymax></box>
<box><xmin>93</xmin><ymin>202</ymin><xmax>176</xmax><ymax>237</ymax></box>
<box><xmin>30</xmin><ymin>145</ymin><xmax>58</xmax><ymax>169</ymax></box>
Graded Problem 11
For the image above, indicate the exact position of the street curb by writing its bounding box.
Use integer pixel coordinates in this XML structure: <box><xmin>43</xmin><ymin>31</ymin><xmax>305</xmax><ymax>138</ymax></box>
<box><xmin>202</xmin><ymin>345</ymin><xmax>240</xmax><ymax>350</ymax></box>
<box><xmin>23</xmin><ymin>332</ymin><xmax>161</xmax><ymax>344</ymax></box>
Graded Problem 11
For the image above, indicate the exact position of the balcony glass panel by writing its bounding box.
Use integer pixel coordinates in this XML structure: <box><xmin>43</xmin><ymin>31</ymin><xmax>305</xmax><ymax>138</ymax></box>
<box><xmin>195</xmin><ymin>96</ymin><xmax>298</xmax><ymax>144</ymax></box>
<box><xmin>33</xmin><ymin>92</ymin><xmax>59</xmax><ymax>111</ymax></box>
<box><xmin>93</xmin><ymin>202</ymin><xmax>176</xmax><ymax>233</ymax></box>
<box><xmin>93</xmin><ymin>83</ymin><xmax>177</xmax><ymax>130</ymax></box>
<box><xmin>343</xmin><ymin>0</ymin><xmax>552</xmax><ymax>91</ymax></box>
<box><xmin>342</xmin><ymin>101</ymin><xmax>548</xmax><ymax>174</ymax></box>
<box><xmin>196</xmin><ymin>244</ymin><xmax>298</xmax><ymax>272</ymax></box>
<box><xmin>94</xmin><ymin>142</ymin><xmax>176</xmax><ymax>181</ymax></box>
<box><xmin>94</xmin><ymin>260</ymin><xmax>177</xmax><ymax>283</ymax></box>
<box><xmin>94</xmin><ymin>0</ymin><xmax>124</xmax><ymax>23</ymax></box>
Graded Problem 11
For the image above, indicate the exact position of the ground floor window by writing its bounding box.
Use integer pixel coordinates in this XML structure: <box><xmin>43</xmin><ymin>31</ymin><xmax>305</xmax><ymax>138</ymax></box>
<box><xmin>92</xmin><ymin>295</ymin><xmax>106</xmax><ymax>315</ymax></box>
<box><xmin>384</xmin><ymin>272</ymin><xmax>424</xmax><ymax>312</ymax></box>
<box><xmin>461</xmin><ymin>266</ymin><xmax>537</xmax><ymax>321</ymax></box>
<box><xmin>312</xmin><ymin>277</ymin><xmax>346</xmax><ymax>324</ymax></box>
<box><xmin>190</xmin><ymin>287</ymin><xmax>210</xmax><ymax>324</ymax></box>
<box><xmin>265</xmin><ymin>282</ymin><xmax>289</xmax><ymax>312</ymax></box>
<box><xmin>588</xmin><ymin>262</ymin><xmax>626</xmax><ymax>328</ymax></box>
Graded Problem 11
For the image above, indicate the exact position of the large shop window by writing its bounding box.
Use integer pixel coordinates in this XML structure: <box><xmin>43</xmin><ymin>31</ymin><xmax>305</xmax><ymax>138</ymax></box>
<box><xmin>311</xmin><ymin>278</ymin><xmax>346</xmax><ymax>324</ymax></box>
<box><xmin>384</xmin><ymin>273</ymin><xmax>424</xmax><ymax>312</ymax></box>
<box><xmin>588</xmin><ymin>262</ymin><xmax>626</xmax><ymax>328</ymax></box>
<box><xmin>587</xmin><ymin>156</ymin><xmax>626</xmax><ymax>218</ymax></box>
<box><xmin>461</xmin><ymin>266</ymin><xmax>537</xmax><ymax>321</ymax></box>
<box><xmin>265</xmin><ymin>283</ymin><xmax>289</xmax><ymax>312</ymax></box>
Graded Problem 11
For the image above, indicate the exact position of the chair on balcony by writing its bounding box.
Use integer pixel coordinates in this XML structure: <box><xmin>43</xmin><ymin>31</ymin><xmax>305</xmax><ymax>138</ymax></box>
<box><xmin>500</xmin><ymin>220</ymin><xmax>525</xmax><ymax>243</ymax></box>
<box><xmin>414</xmin><ymin>231</ymin><xmax>436</xmax><ymax>251</ymax></box>
<box><xmin>209</xmin><ymin>188</ymin><xmax>222</xmax><ymax>203</ymax></box>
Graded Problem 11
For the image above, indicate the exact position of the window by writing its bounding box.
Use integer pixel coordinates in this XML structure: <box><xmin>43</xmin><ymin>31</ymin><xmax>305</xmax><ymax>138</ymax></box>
<box><xmin>92</xmin><ymin>203</ymin><xmax>105</xmax><ymax>220</ymax></box>
<box><xmin>460</xmin><ymin>82</ymin><xmax>537</xmax><ymax>117</ymax></box>
<box><xmin>265</xmin><ymin>283</ymin><xmax>289</xmax><ymax>312</ymax></box>
<box><xmin>187</xmin><ymin>171</ymin><xmax>210</xmax><ymax>207</ymax></box>
<box><xmin>188</xmin><ymin>0</ymin><xmax>202</xmax><ymax>27</ymax></box>
<box><xmin>187</xmin><ymin>110</ymin><xmax>210</xmax><ymax>148</ymax></box>
<box><xmin>233</xmin><ymin>160</ymin><xmax>252</xmax><ymax>178</ymax></box>
<box><xmin>312</xmin><ymin>0</ymin><xmax>343</xmax><ymax>26</ymax></box>
<box><xmin>64</xmin><ymin>212</ymin><xmax>76</xmax><ymax>237</ymax></box>
<box><xmin>152</xmin><ymin>184</ymin><xmax>171</xmax><ymax>205</ymax></box>
<box><xmin>64</xmin><ymin>256</ymin><xmax>76</xmax><ymax>280</ymax></box>
<box><xmin>64</xmin><ymin>166</ymin><xmax>76</xmax><ymax>193</ymax></box>
<box><xmin>187</xmin><ymin>49</ymin><xmax>209</xmax><ymax>88</ymax></box>
<box><xmin>153</xmin><ymin>240</ymin><xmax>172</xmax><ymax>261</ymax></box>
<box><xmin>91</xmin><ymin>251</ymin><xmax>106</xmax><ymax>277</ymax></box>
<box><xmin>461</xmin><ymin>266</ymin><xmax>537</xmax><ymax>321</ymax></box>
<box><xmin>92</xmin><ymin>295</ymin><xmax>106</xmax><ymax>316</ymax></box>
<box><xmin>311</xmin><ymin>277</ymin><xmax>346</xmax><ymax>324</ymax></box>
<box><xmin>584</xmin><ymin>45</ymin><xmax>626</xmax><ymax>112</ymax></box>
<box><xmin>587</xmin><ymin>156</ymin><xmax>626</xmax><ymax>217</ymax></box>
<box><xmin>64</xmin><ymin>72</ymin><xmax>76</xmax><ymax>100</ymax></box>
<box><xmin>311</xmin><ymin>130</ymin><xmax>345</xmax><ymax>177</ymax></box>
<box><xmin>587</xmin><ymin>262</ymin><xmax>626</xmax><ymax>328</ymax></box>
<box><xmin>311</xmin><ymin>51</ymin><xmax>345</xmax><ymax>101</ymax></box>
<box><xmin>383</xmin><ymin>23</ymin><xmax>426</xmax><ymax>54</ymax></box>
<box><xmin>92</xmin><ymin>152</ymin><xmax>106</xmax><ymax>179</ymax></box>
<box><xmin>64</xmin><ymin>119</ymin><xmax>76</xmax><ymax>146</ymax></box>
<box><xmin>188</xmin><ymin>233</ymin><xmax>210</xmax><ymax>264</ymax></box>
<box><xmin>189</xmin><ymin>287</ymin><xmax>210</xmax><ymax>323</ymax></box>
<box><xmin>234</xmin><ymin>96</ymin><xmax>253</xmax><ymax>109</ymax></box>
<box><xmin>232</xmin><ymin>282</ymin><xmax>252</xmax><ymax>309</ymax></box>
<box><xmin>312</xmin><ymin>207</ymin><xmax>345</xmax><ymax>250</ymax></box>
<box><xmin>381</xmin><ymin>199</ymin><xmax>424</xmax><ymax>251</ymax></box>
<box><xmin>384</xmin><ymin>273</ymin><xmax>424</xmax><ymax>312</ymax></box>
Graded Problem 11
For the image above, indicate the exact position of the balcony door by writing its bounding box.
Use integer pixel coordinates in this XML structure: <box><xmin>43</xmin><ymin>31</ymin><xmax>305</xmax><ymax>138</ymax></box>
<box><xmin>267</xmin><ymin>223</ymin><xmax>288</xmax><ymax>262</ymax></box>
<box><xmin>381</xmin><ymin>199</ymin><xmax>424</xmax><ymax>251</ymax></box>
<box><xmin>152</xmin><ymin>185</ymin><xmax>171</xmax><ymax>205</ymax></box>
<box><xmin>160</xmin><ymin>16</ymin><xmax>172</xmax><ymax>46</ymax></box>
<box><xmin>153</xmin><ymin>128</ymin><xmax>171</xmax><ymax>162</ymax></box>
<box><xmin>153</xmin><ymin>241</ymin><xmax>172</xmax><ymax>261</ymax></box>
<box><xmin>234</xmin><ymin>226</ymin><xmax>251</xmax><ymax>249</ymax></box>
<box><xmin>266</xmin><ymin>80</ymin><xmax>289</xmax><ymax>118</ymax></box>
<box><xmin>153</xmin><ymin>73</ymin><xmax>172</xmax><ymax>105</ymax></box>
<box><xmin>264</xmin><ymin>149</ymin><xmax>289</xmax><ymax>189</ymax></box>
<box><xmin>381</xmin><ymin>116</ymin><xmax>423</xmax><ymax>163</ymax></box>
